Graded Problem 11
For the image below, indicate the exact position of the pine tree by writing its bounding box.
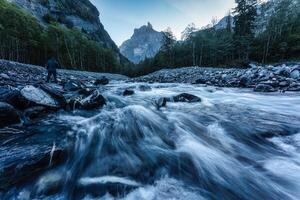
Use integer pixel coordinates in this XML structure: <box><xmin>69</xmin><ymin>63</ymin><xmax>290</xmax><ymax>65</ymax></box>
<box><xmin>161</xmin><ymin>27</ymin><xmax>176</xmax><ymax>66</ymax></box>
<box><xmin>234</xmin><ymin>0</ymin><xmax>258</xmax><ymax>61</ymax></box>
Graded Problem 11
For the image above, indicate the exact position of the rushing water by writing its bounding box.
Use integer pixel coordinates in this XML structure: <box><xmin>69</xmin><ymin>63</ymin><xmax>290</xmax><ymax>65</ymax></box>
<box><xmin>3</xmin><ymin>82</ymin><xmax>300</xmax><ymax>200</ymax></box>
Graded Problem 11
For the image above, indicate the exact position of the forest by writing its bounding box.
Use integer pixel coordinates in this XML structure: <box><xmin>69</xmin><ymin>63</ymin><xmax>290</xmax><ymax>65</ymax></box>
<box><xmin>0</xmin><ymin>0</ymin><xmax>125</xmax><ymax>73</ymax></box>
<box><xmin>133</xmin><ymin>0</ymin><xmax>300</xmax><ymax>76</ymax></box>
<box><xmin>0</xmin><ymin>0</ymin><xmax>299</xmax><ymax>76</ymax></box>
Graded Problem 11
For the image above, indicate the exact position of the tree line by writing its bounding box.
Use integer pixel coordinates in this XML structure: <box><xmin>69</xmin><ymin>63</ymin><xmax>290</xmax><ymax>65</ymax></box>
<box><xmin>0</xmin><ymin>0</ymin><xmax>299</xmax><ymax>76</ymax></box>
<box><xmin>132</xmin><ymin>0</ymin><xmax>300</xmax><ymax>76</ymax></box>
<box><xmin>0</xmin><ymin>0</ymin><xmax>126</xmax><ymax>73</ymax></box>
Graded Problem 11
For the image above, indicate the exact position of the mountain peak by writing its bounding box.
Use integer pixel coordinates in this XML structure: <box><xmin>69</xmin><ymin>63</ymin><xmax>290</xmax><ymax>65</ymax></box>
<box><xmin>147</xmin><ymin>22</ymin><xmax>153</xmax><ymax>29</ymax></box>
<box><xmin>120</xmin><ymin>23</ymin><xmax>164</xmax><ymax>64</ymax></box>
<box><xmin>133</xmin><ymin>22</ymin><xmax>155</xmax><ymax>35</ymax></box>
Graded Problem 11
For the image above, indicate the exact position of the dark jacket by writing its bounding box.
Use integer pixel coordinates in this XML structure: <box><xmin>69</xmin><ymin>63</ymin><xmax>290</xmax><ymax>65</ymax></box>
<box><xmin>46</xmin><ymin>58</ymin><xmax>60</xmax><ymax>72</ymax></box>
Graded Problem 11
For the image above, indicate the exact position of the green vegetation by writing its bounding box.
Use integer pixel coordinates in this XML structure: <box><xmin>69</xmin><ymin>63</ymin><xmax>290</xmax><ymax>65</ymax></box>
<box><xmin>0</xmin><ymin>0</ymin><xmax>124</xmax><ymax>73</ymax></box>
<box><xmin>0</xmin><ymin>0</ymin><xmax>299</xmax><ymax>76</ymax></box>
<box><xmin>133</xmin><ymin>0</ymin><xmax>300</xmax><ymax>76</ymax></box>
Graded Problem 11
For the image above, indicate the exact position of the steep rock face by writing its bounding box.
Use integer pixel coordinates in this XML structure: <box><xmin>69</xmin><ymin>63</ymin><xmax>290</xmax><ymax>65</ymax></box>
<box><xmin>6</xmin><ymin>0</ymin><xmax>118</xmax><ymax>51</ymax></box>
<box><xmin>120</xmin><ymin>23</ymin><xmax>164</xmax><ymax>64</ymax></box>
<box><xmin>215</xmin><ymin>0</ymin><xmax>299</xmax><ymax>33</ymax></box>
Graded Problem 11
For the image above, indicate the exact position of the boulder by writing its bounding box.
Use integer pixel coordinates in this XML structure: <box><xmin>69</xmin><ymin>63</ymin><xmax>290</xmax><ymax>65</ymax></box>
<box><xmin>39</xmin><ymin>84</ymin><xmax>67</xmax><ymax>108</ymax></box>
<box><xmin>94</xmin><ymin>76</ymin><xmax>109</xmax><ymax>85</ymax></box>
<box><xmin>275</xmin><ymin>67</ymin><xmax>290</xmax><ymax>77</ymax></box>
<box><xmin>21</xmin><ymin>86</ymin><xmax>59</xmax><ymax>108</ymax></box>
<box><xmin>80</xmin><ymin>90</ymin><xmax>106</xmax><ymax>110</ymax></box>
<box><xmin>254</xmin><ymin>84</ymin><xmax>276</xmax><ymax>92</ymax></box>
<box><xmin>123</xmin><ymin>89</ymin><xmax>134</xmax><ymax>96</ymax></box>
<box><xmin>0</xmin><ymin>102</ymin><xmax>21</xmax><ymax>128</ymax></box>
<box><xmin>239</xmin><ymin>76</ymin><xmax>251</xmax><ymax>87</ymax></box>
<box><xmin>63</xmin><ymin>80</ymin><xmax>83</xmax><ymax>91</ymax></box>
<box><xmin>172</xmin><ymin>93</ymin><xmax>201</xmax><ymax>103</ymax></box>
<box><xmin>290</xmin><ymin>69</ymin><xmax>300</xmax><ymax>79</ymax></box>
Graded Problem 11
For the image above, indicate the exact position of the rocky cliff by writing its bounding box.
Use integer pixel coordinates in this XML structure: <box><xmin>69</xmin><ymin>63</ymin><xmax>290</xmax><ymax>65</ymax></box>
<box><xmin>7</xmin><ymin>0</ymin><xmax>119</xmax><ymax>52</ymax></box>
<box><xmin>120</xmin><ymin>23</ymin><xmax>164</xmax><ymax>64</ymax></box>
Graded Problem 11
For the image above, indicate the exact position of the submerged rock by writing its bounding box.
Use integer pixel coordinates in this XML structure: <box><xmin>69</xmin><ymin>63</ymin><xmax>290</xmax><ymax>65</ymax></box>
<box><xmin>77</xmin><ymin>176</ymin><xmax>141</xmax><ymax>197</ymax></box>
<box><xmin>33</xmin><ymin>171</ymin><xmax>64</xmax><ymax>197</ymax></box>
<box><xmin>155</xmin><ymin>97</ymin><xmax>168</xmax><ymax>109</ymax></box>
<box><xmin>94</xmin><ymin>76</ymin><xmax>109</xmax><ymax>85</ymax></box>
<box><xmin>123</xmin><ymin>89</ymin><xmax>135</xmax><ymax>96</ymax></box>
<box><xmin>172</xmin><ymin>93</ymin><xmax>202</xmax><ymax>103</ymax></box>
<box><xmin>21</xmin><ymin>86</ymin><xmax>59</xmax><ymax>108</ymax></box>
<box><xmin>0</xmin><ymin>102</ymin><xmax>20</xmax><ymax>128</ymax></box>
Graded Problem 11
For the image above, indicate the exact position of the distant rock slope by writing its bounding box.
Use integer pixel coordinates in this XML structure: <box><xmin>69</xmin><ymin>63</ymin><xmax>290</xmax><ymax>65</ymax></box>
<box><xmin>120</xmin><ymin>23</ymin><xmax>164</xmax><ymax>64</ymax></box>
<box><xmin>7</xmin><ymin>0</ymin><xmax>119</xmax><ymax>52</ymax></box>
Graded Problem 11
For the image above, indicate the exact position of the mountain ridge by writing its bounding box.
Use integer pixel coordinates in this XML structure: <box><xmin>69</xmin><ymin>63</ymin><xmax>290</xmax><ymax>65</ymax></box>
<box><xmin>120</xmin><ymin>22</ymin><xmax>164</xmax><ymax>64</ymax></box>
<box><xmin>6</xmin><ymin>0</ymin><xmax>121</xmax><ymax>54</ymax></box>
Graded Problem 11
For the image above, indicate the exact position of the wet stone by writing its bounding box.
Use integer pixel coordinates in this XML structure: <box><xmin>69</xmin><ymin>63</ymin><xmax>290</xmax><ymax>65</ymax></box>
<box><xmin>123</xmin><ymin>89</ymin><xmax>135</xmax><ymax>96</ymax></box>
<box><xmin>254</xmin><ymin>84</ymin><xmax>276</xmax><ymax>92</ymax></box>
<box><xmin>21</xmin><ymin>86</ymin><xmax>59</xmax><ymax>108</ymax></box>
<box><xmin>94</xmin><ymin>76</ymin><xmax>109</xmax><ymax>85</ymax></box>
<box><xmin>172</xmin><ymin>93</ymin><xmax>202</xmax><ymax>103</ymax></box>
<box><xmin>0</xmin><ymin>102</ymin><xmax>21</xmax><ymax>128</ymax></box>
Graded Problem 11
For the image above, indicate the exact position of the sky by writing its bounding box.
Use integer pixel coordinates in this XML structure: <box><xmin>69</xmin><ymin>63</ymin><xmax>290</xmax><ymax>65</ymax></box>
<box><xmin>90</xmin><ymin>0</ymin><xmax>236</xmax><ymax>46</ymax></box>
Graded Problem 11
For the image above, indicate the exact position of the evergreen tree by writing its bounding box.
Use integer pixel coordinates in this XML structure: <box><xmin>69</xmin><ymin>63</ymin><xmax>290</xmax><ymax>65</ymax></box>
<box><xmin>234</xmin><ymin>0</ymin><xmax>258</xmax><ymax>61</ymax></box>
<box><xmin>161</xmin><ymin>27</ymin><xmax>176</xmax><ymax>66</ymax></box>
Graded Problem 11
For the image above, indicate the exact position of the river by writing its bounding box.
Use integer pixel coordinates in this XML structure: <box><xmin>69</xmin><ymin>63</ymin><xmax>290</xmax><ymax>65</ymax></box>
<box><xmin>3</xmin><ymin>82</ymin><xmax>300</xmax><ymax>200</ymax></box>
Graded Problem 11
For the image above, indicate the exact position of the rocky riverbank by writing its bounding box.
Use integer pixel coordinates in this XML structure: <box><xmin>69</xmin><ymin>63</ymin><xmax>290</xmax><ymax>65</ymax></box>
<box><xmin>1</xmin><ymin>59</ymin><xmax>300</xmax><ymax>194</ymax></box>
<box><xmin>0</xmin><ymin>59</ymin><xmax>128</xmax><ymax>191</ymax></box>
<box><xmin>133</xmin><ymin>63</ymin><xmax>300</xmax><ymax>92</ymax></box>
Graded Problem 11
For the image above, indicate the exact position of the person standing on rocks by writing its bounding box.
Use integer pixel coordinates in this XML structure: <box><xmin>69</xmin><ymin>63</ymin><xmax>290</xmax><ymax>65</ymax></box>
<box><xmin>45</xmin><ymin>57</ymin><xmax>60</xmax><ymax>83</ymax></box>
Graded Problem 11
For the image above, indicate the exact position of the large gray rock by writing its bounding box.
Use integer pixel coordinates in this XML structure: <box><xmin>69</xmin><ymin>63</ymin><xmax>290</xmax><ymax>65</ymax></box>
<box><xmin>21</xmin><ymin>86</ymin><xmax>59</xmax><ymax>108</ymax></box>
<box><xmin>290</xmin><ymin>69</ymin><xmax>300</xmax><ymax>79</ymax></box>
<box><xmin>40</xmin><ymin>84</ymin><xmax>67</xmax><ymax>108</ymax></box>
<box><xmin>0</xmin><ymin>102</ymin><xmax>21</xmax><ymax>128</ymax></box>
<box><xmin>80</xmin><ymin>90</ymin><xmax>106</xmax><ymax>110</ymax></box>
